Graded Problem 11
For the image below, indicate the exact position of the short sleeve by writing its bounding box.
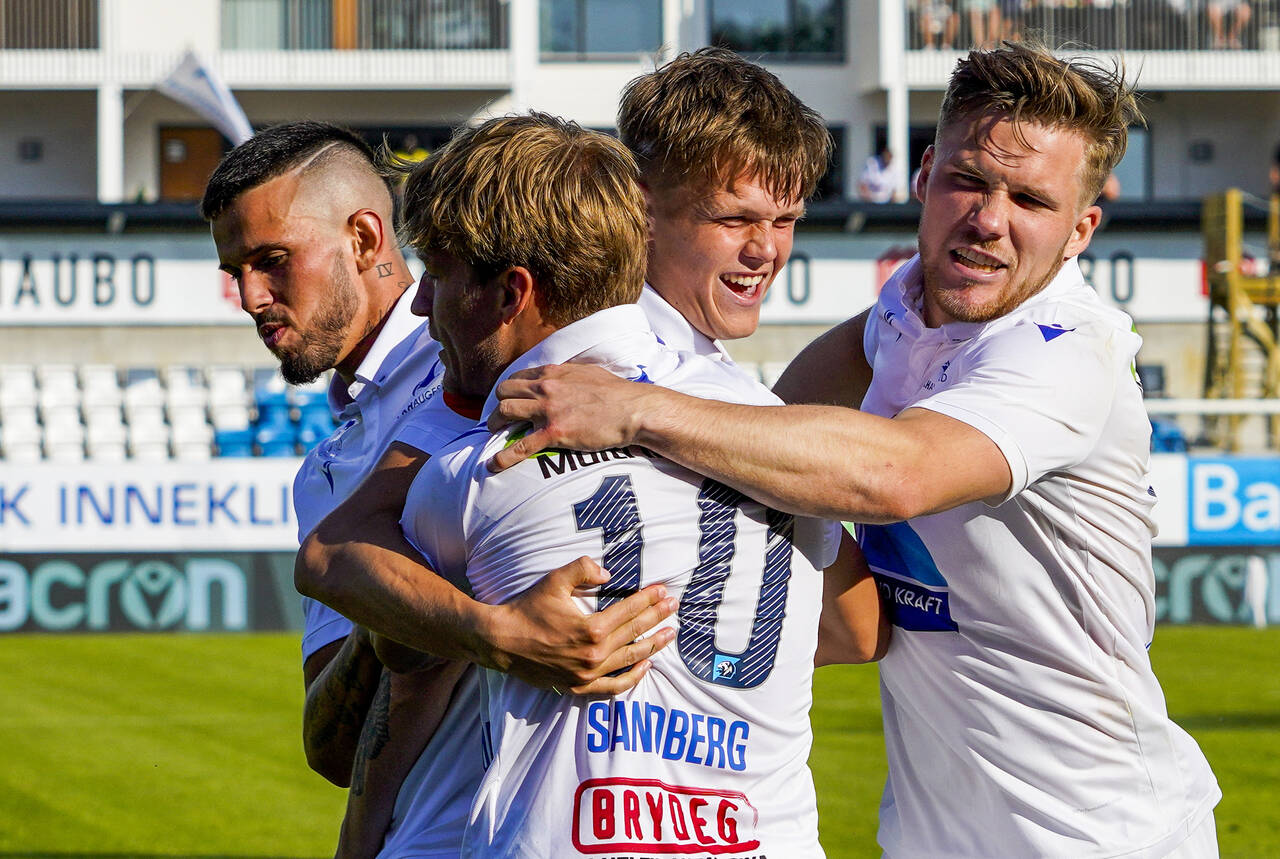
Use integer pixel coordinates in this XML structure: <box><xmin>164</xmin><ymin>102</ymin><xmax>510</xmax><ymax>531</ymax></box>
<box><xmin>301</xmin><ymin>596</ymin><xmax>353</xmax><ymax>663</ymax></box>
<box><xmin>914</xmin><ymin>321</ymin><xmax>1124</xmax><ymax>502</ymax></box>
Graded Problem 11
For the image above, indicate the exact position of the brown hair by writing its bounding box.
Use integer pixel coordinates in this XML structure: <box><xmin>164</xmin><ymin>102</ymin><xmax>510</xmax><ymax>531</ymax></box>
<box><xmin>399</xmin><ymin>113</ymin><xmax>647</xmax><ymax>327</ymax></box>
<box><xmin>618</xmin><ymin>46</ymin><xmax>831</xmax><ymax>205</ymax></box>
<box><xmin>939</xmin><ymin>40</ymin><xmax>1143</xmax><ymax>205</ymax></box>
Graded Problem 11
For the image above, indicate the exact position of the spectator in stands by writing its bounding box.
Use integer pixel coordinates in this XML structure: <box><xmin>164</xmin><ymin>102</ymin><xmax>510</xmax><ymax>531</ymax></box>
<box><xmin>917</xmin><ymin>0</ymin><xmax>959</xmax><ymax>48</ymax></box>
<box><xmin>963</xmin><ymin>0</ymin><xmax>1002</xmax><ymax>47</ymax></box>
<box><xmin>1269</xmin><ymin>141</ymin><xmax>1280</xmax><ymax>195</ymax></box>
<box><xmin>999</xmin><ymin>0</ymin><xmax>1025</xmax><ymax>41</ymax></box>
<box><xmin>858</xmin><ymin>145</ymin><xmax>898</xmax><ymax>202</ymax></box>
<box><xmin>1207</xmin><ymin>0</ymin><xmax>1251</xmax><ymax>48</ymax></box>
<box><xmin>201</xmin><ymin>121</ymin><xmax>664</xmax><ymax>857</ymax></box>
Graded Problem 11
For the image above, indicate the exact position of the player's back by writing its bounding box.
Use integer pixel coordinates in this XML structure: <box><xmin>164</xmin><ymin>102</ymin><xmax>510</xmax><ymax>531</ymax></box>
<box><xmin>403</xmin><ymin>316</ymin><xmax>830</xmax><ymax>858</ymax></box>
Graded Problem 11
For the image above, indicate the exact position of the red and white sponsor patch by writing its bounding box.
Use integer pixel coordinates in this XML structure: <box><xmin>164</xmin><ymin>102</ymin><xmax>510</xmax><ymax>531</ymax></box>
<box><xmin>572</xmin><ymin>777</ymin><xmax>760</xmax><ymax>855</ymax></box>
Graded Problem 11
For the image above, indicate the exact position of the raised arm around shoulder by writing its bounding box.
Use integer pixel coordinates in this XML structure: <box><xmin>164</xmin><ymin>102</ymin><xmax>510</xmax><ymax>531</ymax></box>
<box><xmin>816</xmin><ymin>530</ymin><xmax>890</xmax><ymax>667</ymax></box>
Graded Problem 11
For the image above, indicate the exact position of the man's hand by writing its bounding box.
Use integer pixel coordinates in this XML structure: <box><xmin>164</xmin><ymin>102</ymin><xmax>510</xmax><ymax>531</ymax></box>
<box><xmin>487</xmin><ymin>364</ymin><xmax>656</xmax><ymax>471</ymax></box>
<box><xmin>478</xmin><ymin>556</ymin><xmax>678</xmax><ymax>695</ymax></box>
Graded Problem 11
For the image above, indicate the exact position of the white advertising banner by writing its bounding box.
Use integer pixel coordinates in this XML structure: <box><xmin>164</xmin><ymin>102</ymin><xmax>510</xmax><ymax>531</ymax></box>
<box><xmin>767</xmin><ymin>232</ymin><xmax>1213</xmax><ymax>327</ymax></box>
<box><xmin>0</xmin><ymin>235</ymin><xmax>245</xmax><ymax>326</ymax></box>
<box><xmin>0</xmin><ymin>459</ymin><xmax>302</xmax><ymax>551</ymax></box>
<box><xmin>0</xmin><ymin>229</ymin><xmax>1214</xmax><ymax>327</ymax></box>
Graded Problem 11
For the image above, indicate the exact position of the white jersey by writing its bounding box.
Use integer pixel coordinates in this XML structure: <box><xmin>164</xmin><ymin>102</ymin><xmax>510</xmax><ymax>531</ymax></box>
<box><xmin>862</xmin><ymin>257</ymin><xmax>1220</xmax><ymax>858</ymax></box>
<box><xmin>399</xmin><ymin>304</ymin><xmax>837</xmax><ymax>859</ymax></box>
<box><xmin>292</xmin><ymin>285</ymin><xmax>484</xmax><ymax>859</ymax></box>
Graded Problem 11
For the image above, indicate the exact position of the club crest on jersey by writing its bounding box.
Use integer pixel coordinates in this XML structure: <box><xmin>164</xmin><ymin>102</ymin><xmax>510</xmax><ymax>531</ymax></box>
<box><xmin>712</xmin><ymin>654</ymin><xmax>740</xmax><ymax>682</ymax></box>
<box><xmin>572</xmin><ymin>777</ymin><xmax>760</xmax><ymax>855</ymax></box>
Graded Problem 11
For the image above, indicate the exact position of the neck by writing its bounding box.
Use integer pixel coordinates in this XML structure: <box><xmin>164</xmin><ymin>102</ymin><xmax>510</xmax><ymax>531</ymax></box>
<box><xmin>334</xmin><ymin>251</ymin><xmax>412</xmax><ymax>383</ymax></box>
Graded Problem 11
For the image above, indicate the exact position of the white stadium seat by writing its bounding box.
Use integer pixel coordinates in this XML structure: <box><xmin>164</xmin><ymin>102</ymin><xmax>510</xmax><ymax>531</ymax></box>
<box><xmin>165</xmin><ymin>365</ymin><xmax>209</xmax><ymax>410</ymax></box>
<box><xmin>0</xmin><ymin>365</ymin><xmax>38</xmax><ymax>410</ymax></box>
<box><xmin>123</xmin><ymin>368</ymin><xmax>166</xmax><ymax>411</ymax></box>
<box><xmin>208</xmin><ymin>366</ymin><xmax>252</xmax><ymax>410</ymax></box>
<box><xmin>81</xmin><ymin>365</ymin><xmax>124</xmax><ymax>409</ymax></box>
<box><xmin>128</xmin><ymin>414</ymin><xmax>172</xmax><ymax>462</ymax></box>
<box><xmin>43</xmin><ymin>414</ymin><xmax>85</xmax><ymax>462</ymax></box>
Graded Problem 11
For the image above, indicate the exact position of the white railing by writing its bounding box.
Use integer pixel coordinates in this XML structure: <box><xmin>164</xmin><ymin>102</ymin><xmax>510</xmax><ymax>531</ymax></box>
<box><xmin>0</xmin><ymin>47</ymin><xmax>511</xmax><ymax>90</ymax></box>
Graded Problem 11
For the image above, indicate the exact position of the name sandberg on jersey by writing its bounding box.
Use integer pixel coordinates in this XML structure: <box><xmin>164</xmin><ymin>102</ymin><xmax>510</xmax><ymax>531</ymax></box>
<box><xmin>398</xmin><ymin>304</ymin><xmax>836</xmax><ymax>859</ymax></box>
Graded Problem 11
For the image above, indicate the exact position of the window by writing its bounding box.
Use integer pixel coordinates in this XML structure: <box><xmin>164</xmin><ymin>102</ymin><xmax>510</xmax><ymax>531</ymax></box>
<box><xmin>709</xmin><ymin>0</ymin><xmax>843</xmax><ymax>62</ymax></box>
<box><xmin>814</xmin><ymin>126</ymin><xmax>845</xmax><ymax>202</ymax></box>
<box><xmin>1110</xmin><ymin>126</ymin><xmax>1150</xmax><ymax>202</ymax></box>
<box><xmin>1</xmin><ymin>0</ymin><xmax>98</xmax><ymax>49</ymax></box>
<box><xmin>540</xmin><ymin>0</ymin><xmax>662</xmax><ymax>58</ymax></box>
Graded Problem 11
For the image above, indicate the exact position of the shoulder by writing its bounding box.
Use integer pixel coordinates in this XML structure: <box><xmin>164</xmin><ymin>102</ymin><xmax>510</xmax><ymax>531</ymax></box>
<box><xmin>975</xmin><ymin>286</ymin><xmax>1140</xmax><ymax>371</ymax></box>
<box><xmin>661</xmin><ymin>350</ymin><xmax>781</xmax><ymax>407</ymax></box>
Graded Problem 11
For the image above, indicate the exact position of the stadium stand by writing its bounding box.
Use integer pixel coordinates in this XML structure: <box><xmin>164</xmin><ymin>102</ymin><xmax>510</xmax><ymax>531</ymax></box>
<box><xmin>0</xmin><ymin>363</ymin><xmax>336</xmax><ymax>461</ymax></box>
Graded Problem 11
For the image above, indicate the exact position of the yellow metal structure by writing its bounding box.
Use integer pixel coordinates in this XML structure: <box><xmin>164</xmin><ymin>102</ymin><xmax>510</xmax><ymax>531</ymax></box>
<box><xmin>1200</xmin><ymin>189</ymin><xmax>1280</xmax><ymax>450</ymax></box>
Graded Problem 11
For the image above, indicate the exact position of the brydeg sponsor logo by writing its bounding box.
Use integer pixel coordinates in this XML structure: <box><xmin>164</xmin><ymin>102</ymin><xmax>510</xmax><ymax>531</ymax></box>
<box><xmin>572</xmin><ymin>777</ymin><xmax>759</xmax><ymax>855</ymax></box>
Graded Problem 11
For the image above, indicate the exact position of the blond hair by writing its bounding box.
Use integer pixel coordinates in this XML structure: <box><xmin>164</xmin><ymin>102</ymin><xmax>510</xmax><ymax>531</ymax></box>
<box><xmin>400</xmin><ymin>113</ymin><xmax>647</xmax><ymax>326</ymax></box>
<box><xmin>939</xmin><ymin>40</ymin><xmax>1144</xmax><ymax>205</ymax></box>
<box><xmin>618</xmin><ymin>47</ymin><xmax>831</xmax><ymax>205</ymax></box>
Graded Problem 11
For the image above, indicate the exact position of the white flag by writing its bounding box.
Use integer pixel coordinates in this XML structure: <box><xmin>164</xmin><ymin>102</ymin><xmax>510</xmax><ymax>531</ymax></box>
<box><xmin>157</xmin><ymin>50</ymin><xmax>253</xmax><ymax>145</ymax></box>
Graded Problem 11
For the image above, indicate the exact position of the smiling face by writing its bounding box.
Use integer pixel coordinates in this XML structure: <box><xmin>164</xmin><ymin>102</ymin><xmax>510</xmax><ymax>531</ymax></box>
<box><xmin>213</xmin><ymin>171</ymin><xmax>371</xmax><ymax>384</ymax></box>
<box><xmin>645</xmin><ymin>174</ymin><xmax>803</xmax><ymax>342</ymax></box>
<box><xmin>915</xmin><ymin>114</ymin><xmax>1102</xmax><ymax>327</ymax></box>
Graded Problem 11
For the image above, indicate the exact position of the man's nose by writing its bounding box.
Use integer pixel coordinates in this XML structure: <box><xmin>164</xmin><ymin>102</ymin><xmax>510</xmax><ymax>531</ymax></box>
<box><xmin>968</xmin><ymin>193</ymin><xmax>1009</xmax><ymax>239</ymax></box>
<box><xmin>742</xmin><ymin>221</ymin><xmax>777</xmax><ymax>264</ymax></box>
<box><xmin>410</xmin><ymin>270</ymin><xmax>432</xmax><ymax>317</ymax></box>
<box><xmin>239</xmin><ymin>274</ymin><xmax>274</xmax><ymax>315</ymax></box>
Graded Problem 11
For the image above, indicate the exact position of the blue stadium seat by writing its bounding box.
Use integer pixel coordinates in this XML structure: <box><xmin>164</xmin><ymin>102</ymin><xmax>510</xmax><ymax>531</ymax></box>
<box><xmin>295</xmin><ymin>403</ymin><xmax>336</xmax><ymax>452</ymax></box>
<box><xmin>1150</xmin><ymin>417</ymin><xmax>1188</xmax><ymax>453</ymax></box>
<box><xmin>215</xmin><ymin>426</ymin><xmax>254</xmax><ymax>457</ymax></box>
<box><xmin>253</xmin><ymin>372</ymin><xmax>297</xmax><ymax>456</ymax></box>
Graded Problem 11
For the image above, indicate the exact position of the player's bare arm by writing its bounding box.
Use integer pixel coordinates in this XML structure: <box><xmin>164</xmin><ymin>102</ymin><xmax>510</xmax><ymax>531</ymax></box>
<box><xmin>815</xmin><ymin>531</ymin><xmax>890</xmax><ymax>667</ymax></box>
<box><xmin>296</xmin><ymin>441</ymin><xmax>678</xmax><ymax>694</ymax></box>
<box><xmin>772</xmin><ymin>308</ymin><xmax>873</xmax><ymax>408</ymax></box>
<box><xmin>301</xmin><ymin>628</ymin><xmax>383</xmax><ymax>787</ymax></box>
<box><xmin>334</xmin><ymin>660</ymin><xmax>470</xmax><ymax>859</ymax></box>
<box><xmin>490</xmin><ymin>366</ymin><xmax>1011</xmax><ymax>523</ymax></box>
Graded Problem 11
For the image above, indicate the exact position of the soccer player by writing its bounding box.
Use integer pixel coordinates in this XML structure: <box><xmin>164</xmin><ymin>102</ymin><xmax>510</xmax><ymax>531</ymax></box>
<box><xmin>305</xmin><ymin>110</ymin><xmax>883</xmax><ymax>858</ymax></box>
<box><xmin>203</xmin><ymin>122</ymin><xmax>669</xmax><ymax>857</ymax></box>
<box><xmin>489</xmin><ymin>42</ymin><xmax>1223</xmax><ymax>857</ymax></box>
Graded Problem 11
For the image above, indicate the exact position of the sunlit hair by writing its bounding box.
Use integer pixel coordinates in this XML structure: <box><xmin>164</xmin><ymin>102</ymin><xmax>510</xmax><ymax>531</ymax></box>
<box><xmin>939</xmin><ymin>39</ymin><xmax>1144</xmax><ymax>206</ymax></box>
<box><xmin>399</xmin><ymin>113</ymin><xmax>647</xmax><ymax>326</ymax></box>
<box><xmin>618</xmin><ymin>46</ymin><xmax>831</xmax><ymax>205</ymax></box>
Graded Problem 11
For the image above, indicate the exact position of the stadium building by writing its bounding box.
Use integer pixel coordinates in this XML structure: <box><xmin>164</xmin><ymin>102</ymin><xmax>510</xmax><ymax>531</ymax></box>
<box><xmin>0</xmin><ymin>0</ymin><xmax>1276</xmax><ymax>634</ymax></box>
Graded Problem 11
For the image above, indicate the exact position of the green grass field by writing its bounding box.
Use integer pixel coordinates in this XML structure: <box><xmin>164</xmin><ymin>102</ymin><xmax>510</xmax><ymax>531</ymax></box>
<box><xmin>0</xmin><ymin>627</ymin><xmax>1275</xmax><ymax>857</ymax></box>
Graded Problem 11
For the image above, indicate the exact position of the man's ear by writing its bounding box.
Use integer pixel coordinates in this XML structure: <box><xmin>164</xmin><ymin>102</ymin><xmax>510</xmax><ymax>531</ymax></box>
<box><xmin>350</xmin><ymin>209</ymin><xmax>386</xmax><ymax>273</ymax></box>
<box><xmin>640</xmin><ymin>182</ymin><xmax>657</xmax><ymax>243</ymax></box>
<box><xmin>1065</xmin><ymin>204</ymin><xmax>1103</xmax><ymax>260</ymax></box>
<box><xmin>498</xmin><ymin>266</ymin><xmax>537</xmax><ymax>324</ymax></box>
<box><xmin>914</xmin><ymin>146</ymin><xmax>936</xmax><ymax>202</ymax></box>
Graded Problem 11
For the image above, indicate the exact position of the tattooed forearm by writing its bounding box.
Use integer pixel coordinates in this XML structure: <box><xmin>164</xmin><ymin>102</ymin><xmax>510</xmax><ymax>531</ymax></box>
<box><xmin>350</xmin><ymin>670</ymin><xmax>393</xmax><ymax>797</ymax></box>
<box><xmin>302</xmin><ymin>630</ymin><xmax>383</xmax><ymax>784</ymax></box>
